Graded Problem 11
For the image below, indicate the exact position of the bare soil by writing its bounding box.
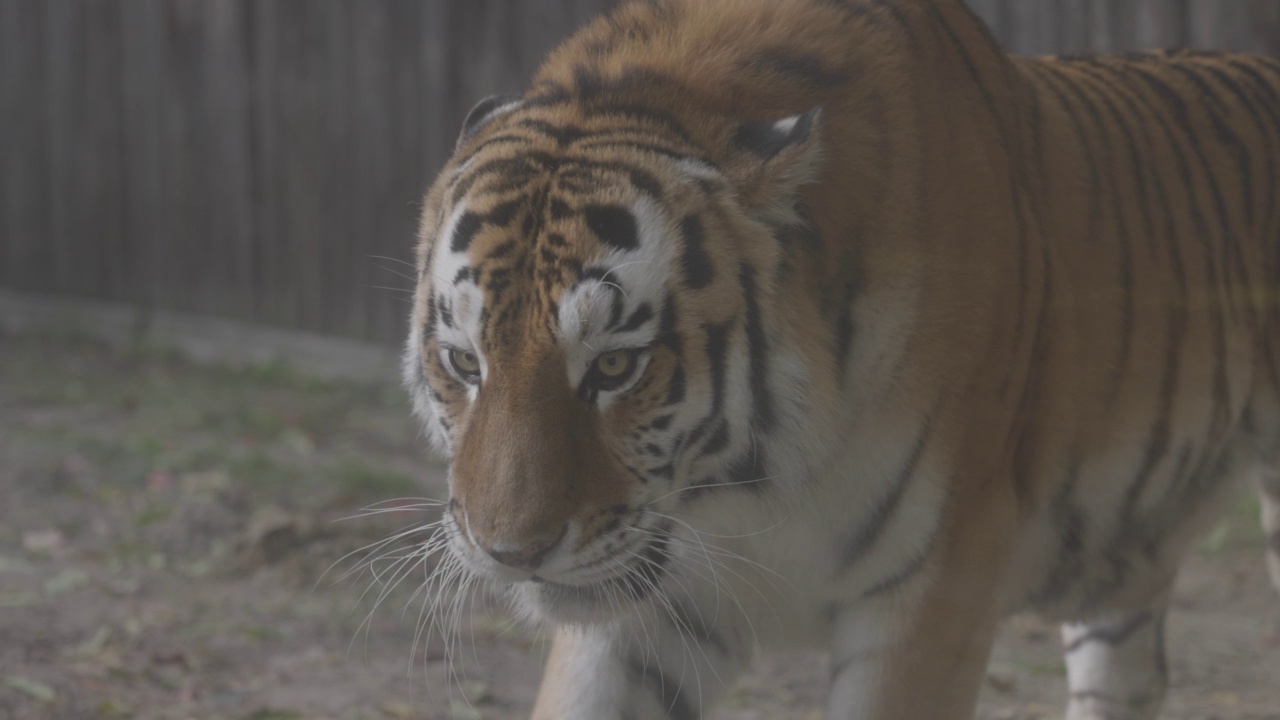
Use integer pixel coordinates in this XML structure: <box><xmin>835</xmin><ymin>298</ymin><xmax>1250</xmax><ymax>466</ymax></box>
<box><xmin>1</xmin><ymin>334</ymin><xmax>1277</xmax><ymax>720</ymax></box>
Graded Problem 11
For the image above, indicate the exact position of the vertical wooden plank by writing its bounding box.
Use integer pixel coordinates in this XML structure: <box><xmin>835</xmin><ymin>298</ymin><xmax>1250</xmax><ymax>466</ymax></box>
<box><xmin>251</xmin><ymin>0</ymin><xmax>331</xmax><ymax>334</ymax></box>
<box><xmin>0</xmin><ymin>0</ymin><xmax>54</xmax><ymax>293</ymax></box>
<box><xmin>40</xmin><ymin>0</ymin><xmax>124</xmax><ymax>299</ymax></box>
<box><xmin>348</xmin><ymin>0</ymin><xmax>389</xmax><ymax>342</ymax></box>
<box><xmin>79</xmin><ymin>1</ymin><xmax>125</xmax><ymax>301</ymax></box>
<box><xmin>120</xmin><ymin>0</ymin><xmax>166</xmax><ymax>311</ymax></box>
<box><xmin>156</xmin><ymin>0</ymin><xmax>206</xmax><ymax>317</ymax></box>
<box><xmin>366</xmin><ymin>0</ymin><xmax>432</xmax><ymax>343</ymax></box>
<box><xmin>198</xmin><ymin>0</ymin><xmax>256</xmax><ymax>321</ymax></box>
<box><xmin>1134</xmin><ymin>0</ymin><xmax>1162</xmax><ymax>48</ymax></box>
<box><xmin>43</xmin><ymin>0</ymin><xmax>75</xmax><ymax>294</ymax></box>
<box><xmin>1104</xmin><ymin>0</ymin><xmax>1138</xmax><ymax>51</ymax></box>
<box><xmin>320</xmin><ymin>0</ymin><xmax>355</xmax><ymax>338</ymax></box>
<box><xmin>1056</xmin><ymin>0</ymin><xmax>1090</xmax><ymax>53</ymax></box>
<box><xmin>1252</xmin><ymin>0</ymin><xmax>1280</xmax><ymax>55</ymax></box>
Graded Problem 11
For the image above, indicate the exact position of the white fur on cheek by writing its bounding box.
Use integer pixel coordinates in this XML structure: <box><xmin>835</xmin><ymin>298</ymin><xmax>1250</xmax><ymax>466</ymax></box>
<box><xmin>402</xmin><ymin>317</ymin><xmax>451</xmax><ymax>455</ymax></box>
<box><xmin>431</xmin><ymin>204</ymin><xmax>488</xmax><ymax>366</ymax></box>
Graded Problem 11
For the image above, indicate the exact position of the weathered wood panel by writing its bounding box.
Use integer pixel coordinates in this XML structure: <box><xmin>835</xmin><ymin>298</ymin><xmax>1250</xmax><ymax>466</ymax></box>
<box><xmin>1</xmin><ymin>1</ymin><xmax>1276</xmax><ymax>344</ymax></box>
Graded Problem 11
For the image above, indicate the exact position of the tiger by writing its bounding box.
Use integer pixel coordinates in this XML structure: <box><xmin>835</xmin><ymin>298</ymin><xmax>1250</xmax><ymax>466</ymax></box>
<box><xmin>400</xmin><ymin>0</ymin><xmax>1280</xmax><ymax>717</ymax></box>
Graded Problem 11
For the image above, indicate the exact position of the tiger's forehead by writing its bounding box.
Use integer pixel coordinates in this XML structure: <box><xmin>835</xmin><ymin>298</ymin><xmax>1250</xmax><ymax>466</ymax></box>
<box><xmin>429</xmin><ymin>172</ymin><xmax>679</xmax><ymax>359</ymax></box>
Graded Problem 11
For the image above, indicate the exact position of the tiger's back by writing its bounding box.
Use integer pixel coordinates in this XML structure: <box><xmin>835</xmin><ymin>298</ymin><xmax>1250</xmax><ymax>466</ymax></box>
<box><xmin>1007</xmin><ymin>50</ymin><xmax>1280</xmax><ymax>618</ymax></box>
<box><xmin>403</xmin><ymin>2</ymin><xmax>1280</xmax><ymax>718</ymax></box>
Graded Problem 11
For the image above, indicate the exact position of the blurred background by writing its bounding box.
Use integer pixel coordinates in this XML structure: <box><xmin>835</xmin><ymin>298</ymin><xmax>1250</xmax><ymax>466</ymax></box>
<box><xmin>1</xmin><ymin>2</ymin><xmax>1278</xmax><ymax>720</ymax></box>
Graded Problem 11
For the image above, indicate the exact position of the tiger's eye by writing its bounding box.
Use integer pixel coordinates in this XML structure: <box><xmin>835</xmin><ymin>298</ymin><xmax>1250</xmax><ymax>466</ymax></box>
<box><xmin>449</xmin><ymin>348</ymin><xmax>481</xmax><ymax>379</ymax></box>
<box><xmin>599</xmin><ymin>350</ymin><xmax>636</xmax><ymax>378</ymax></box>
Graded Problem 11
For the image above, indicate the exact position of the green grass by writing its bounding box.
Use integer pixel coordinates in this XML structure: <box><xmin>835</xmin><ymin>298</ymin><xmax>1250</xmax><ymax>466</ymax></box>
<box><xmin>1</xmin><ymin>332</ymin><xmax>439</xmax><ymax>515</ymax></box>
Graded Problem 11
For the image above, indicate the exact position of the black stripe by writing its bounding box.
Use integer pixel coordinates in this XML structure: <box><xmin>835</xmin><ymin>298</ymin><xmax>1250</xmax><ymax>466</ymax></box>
<box><xmin>742</xmin><ymin>47</ymin><xmax>850</xmax><ymax>86</ymax></box>
<box><xmin>437</xmin><ymin>297</ymin><xmax>454</xmax><ymax>329</ymax></box>
<box><xmin>840</xmin><ymin>409</ymin><xmax>936</xmax><ymax>569</ymax></box>
<box><xmin>658</xmin><ymin>295</ymin><xmax>682</xmax><ymax>352</ymax></box>
<box><xmin>860</xmin><ymin>522</ymin><xmax>938</xmax><ymax>598</ymax></box>
<box><xmin>620</xmin><ymin>303</ymin><xmax>654</xmax><ymax>333</ymax></box>
<box><xmin>739</xmin><ymin>263</ymin><xmax>775</xmax><ymax>433</ymax></box>
<box><xmin>1127</xmin><ymin>64</ymin><xmax>1239</xmax><ymax>320</ymax></box>
<box><xmin>516</xmin><ymin>118</ymin><xmax>586</xmax><ymax>146</ymax></box>
<box><xmin>453</xmin><ymin>132</ymin><xmax>537</xmax><ymax>166</ymax></box>
<box><xmin>725</xmin><ymin>446</ymin><xmax>767</xmax><ymax>491</ymax></box>
<box><xmin>1168</xmin><ymin>62</ymin><xmax>1258</xmax><ymax>329</ymax></box>
<box><xmin>584</xmin><ymin>103</ymin><xmax>693</xmax><ymax>144</ymax></box>
<box><xmin>548</xmin><ymin>199</ymin><xmax>573</xmax><ymax>220</ymax></box>
<box><xmin>698</xmin><ymin>419</ymin><xmax>730</xmax><ymax>457</ymax></box>
<box><xmin>584</xmin><ymin>204</ymin><xmax>640</xmax><ymax>251</ymax></box>
<box><xmin>452</xmin><ymin>267</ymin><xmax>474</xmax><ymax>285</ymax></box>
<box><xmin>921</xmin><ymin>1</ymin><xmax>1007</xmax><ymax>141</ymax></box>
<box><xmin>562</xmin><ymin>158</ymin><xmax>664</xmax><ymax>199</ymax></box>
<box><xmin>1107</xmin><ymin>61</ymin><xmax>1229</xmax><ymax>444</ymax></box>
<box><xmin>665</xmin><ymin>364</ymin><xmax>686</xmax><ymax>406</ymax></box>
<box><xmin>679</xmin><ymin>216</ymin><xmax>714</xmax><ymax>289</ymax></box>
<box><xmin>624</xmin><ymin>654</ymin><xmax>698</xmax><ymax>720</ymax></box>
<box><xmin>573</xmin><ymin>138</ymin><xmax>704</xmax><ymax>164</ymax></box>
<box><xmin>1169</xmin><ymin>63</ymin><xmax>1254</xmax><ymax>228</ymax></box>
<box><xmin>833</xmin><ymin>275</ymin><xmax>859</xmax><ymax>380</ymax></box>
<box><xmin>703</xmin><ymin>322</ymin><xmax>731</xmax><ymax>415</ymax></box>
<box><xmin>449</xmin><ymin>212</ymin><xmax>484</xmax><ymax>254</ymax></box>
<box><xmin>1026</xmin><ymin>459</ymin><xmax>1086</xmax><ymax>607</ymax></box>
<box><xmin>667</xmin><ymin>601</ymin><xmax>731</xmax><ymax>657</ymax></box>
<box><xmin>1203</xmin><ymin>62</ymin><xmax>1280</xmax><ymax>242</ymax></box>
<box><xmin>606</xmin><ymin>286</ymin><xmax>626</xmax><ymax>331</ymax></box>
<box><xmin>1053</xmin><ymin>63</ymin><xmax>1136</xmax><ymax>398</ymax></box>
<box><xmin>648</xmin><ymin>463</ymin><xmax>675</xmax><ymax>481</ymax></box>
<box><xmin>450</xmin><ymin>154</ymin><xmax>551</xmax><ymax>204</ymax></box>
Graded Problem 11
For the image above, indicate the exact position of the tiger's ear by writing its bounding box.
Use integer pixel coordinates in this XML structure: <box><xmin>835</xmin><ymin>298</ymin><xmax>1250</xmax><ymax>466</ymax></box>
<box><xmin>456</xmin><ymin>94</ymin><xmax>522</xmax><ymax>149</ymax></box>
<box><xmin>727</xmin><ymin>107</ymin><xmax>823</xmax><ymax>224</ymax></box>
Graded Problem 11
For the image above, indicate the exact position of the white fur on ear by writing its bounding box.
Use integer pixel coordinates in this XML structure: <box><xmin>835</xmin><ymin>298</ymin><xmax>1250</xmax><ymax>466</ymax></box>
<box><xmin>729</xmin><ymin>107</ymin><xmax>824</xmax><ymax>225</ymax></box>
<box><xmin>456</xmin><ymin>94</ymin><xmax>522</xmax><ymax>149</ymax></box>
<box><xmin>733</xmin><ymin>107</ymin><xmax>821</xmax><ymax>159</ymax></box>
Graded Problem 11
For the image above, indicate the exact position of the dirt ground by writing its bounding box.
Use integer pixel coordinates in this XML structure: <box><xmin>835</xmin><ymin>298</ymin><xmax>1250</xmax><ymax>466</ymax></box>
<box><xmin>1</xmin><ymin>333</ymin><xmax>1277</xmax><ymax>720</ymax></box>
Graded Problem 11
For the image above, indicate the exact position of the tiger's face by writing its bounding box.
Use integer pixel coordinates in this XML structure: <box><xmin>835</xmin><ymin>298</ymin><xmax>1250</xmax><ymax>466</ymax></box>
<box><xmin>405</xmin><ymin>94</ymin><xmax>821</xmax><ymax>624</ymax></box>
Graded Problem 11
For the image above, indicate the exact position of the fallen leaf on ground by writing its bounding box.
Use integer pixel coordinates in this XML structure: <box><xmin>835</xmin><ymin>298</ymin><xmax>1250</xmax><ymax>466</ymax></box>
<box><xmin>380</xmin><ymin>699</ymin><xmax>416</xmax><ymax>718</ymax></box>
<box><xmin>0</xmin><ymin>591</ymin><xmax>39</xmax><ymax>608</ymax></box>
<box><xmin>44</xmin><ymin>567</ymin><xmax>89</xmax><ymax>596</ymax></box>
<box><xmin>0</xmin><ymin>555</ymin><xmax>35</xmax><ymax>574</ymax></box>
<box><xmin>72</xmin><ymin>625</ymin><xmax>112</xmax><ymax>656</ymax></box>
<box><xmin>244</xmin><ymin>710</ymin><xmax>302</xmax><ymax>720</ymax></box>
<box><xmin>22</xmin><ymin>529</ymin><xmax>65</xmax><ymax>554</ymax></box>
<box><xmin>449</xmin><ymin>702</ymin><xmax>485</xmax><ymax>720</ymax></box>
<box><xmin>4</xmin><ymin>676</ymin><xmax>56</xmax><ymax>703</ymax></box>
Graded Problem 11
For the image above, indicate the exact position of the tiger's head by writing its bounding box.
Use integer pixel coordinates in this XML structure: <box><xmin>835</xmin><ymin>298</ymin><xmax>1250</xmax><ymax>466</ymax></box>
<box><xmin>405</xmin><ymin>82</ymin><xmax>824</xmax><ymax>624</ymax></box>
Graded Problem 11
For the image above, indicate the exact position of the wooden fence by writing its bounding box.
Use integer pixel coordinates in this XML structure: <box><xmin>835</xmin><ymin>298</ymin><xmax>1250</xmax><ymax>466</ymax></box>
<box><xmin>2</xmin><ymin>0</ymin><xmax>1277</xmax><ymax>345</ymax></box>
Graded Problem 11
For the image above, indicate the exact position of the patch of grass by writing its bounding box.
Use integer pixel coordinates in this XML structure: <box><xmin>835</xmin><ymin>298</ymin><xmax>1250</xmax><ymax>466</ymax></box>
<box><xmin>327</xmin><ymin>460</ymin><xmax>422</xmax><ymax>504</ymax></box>
<box><xmin>1198</xmin><ymin>490</ymin><xmax>1267</xmax><ymax>553</ymax></box>
<box><xmin>133</xmin><ymin>504</ymin><xmax>172</xmax><ymax>528</ymax></box>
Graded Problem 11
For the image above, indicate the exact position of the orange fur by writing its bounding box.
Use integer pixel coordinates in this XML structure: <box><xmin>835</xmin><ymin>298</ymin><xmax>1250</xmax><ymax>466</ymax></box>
<box><xmin>405</xmin><ymin>1</ymin><xmax>1280</xmax><ymax>717</ymax></box>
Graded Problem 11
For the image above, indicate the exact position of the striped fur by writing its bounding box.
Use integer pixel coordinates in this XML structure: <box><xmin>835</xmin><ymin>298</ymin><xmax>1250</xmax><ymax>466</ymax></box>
<box><xmin>402</xmin><ymin>1</ymin><xmax>1280</xmax><ymax>717</ymax></box>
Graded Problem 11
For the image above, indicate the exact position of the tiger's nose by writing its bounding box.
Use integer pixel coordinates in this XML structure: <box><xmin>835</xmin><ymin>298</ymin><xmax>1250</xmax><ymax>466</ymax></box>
<box><xmin>485</xmin><ymin>525</ymin><xmax>568</xmax><ymax>571</ymax></box>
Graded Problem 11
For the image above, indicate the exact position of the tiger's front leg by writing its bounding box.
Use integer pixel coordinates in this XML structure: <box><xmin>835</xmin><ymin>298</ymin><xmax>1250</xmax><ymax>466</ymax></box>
<box><xmin>532</xmin><ymin>613</ymin><xmax>749</xmax><ymax>720</ymax></box>
<box><xmin>825</xmin><ymin>593</ymin><xmax>1003</xmax><ymax>720</ymax></box>
<box><xmin>826</xmin><ymin>491</ymin><xmax>1014</xmax><ymax>720</ymax></box>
